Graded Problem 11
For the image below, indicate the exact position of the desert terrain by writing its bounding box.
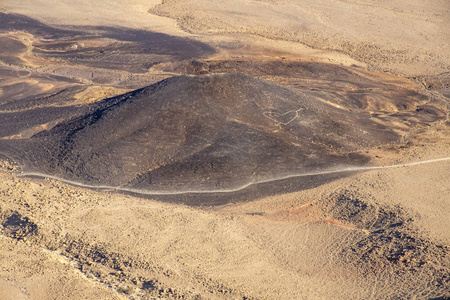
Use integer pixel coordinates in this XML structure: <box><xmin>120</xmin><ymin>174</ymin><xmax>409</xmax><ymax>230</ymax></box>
<box><xmin>0</xmin><ymin>0</ymin><xmax>449</xmax><ymax>299</ymax></box>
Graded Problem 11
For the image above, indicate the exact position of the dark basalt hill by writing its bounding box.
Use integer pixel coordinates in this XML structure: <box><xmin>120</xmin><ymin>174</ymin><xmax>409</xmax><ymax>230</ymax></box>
<box><xmin>2</xmin><ymin>73</ymin><xmax>408</xmax><ymax>192</ymax></box>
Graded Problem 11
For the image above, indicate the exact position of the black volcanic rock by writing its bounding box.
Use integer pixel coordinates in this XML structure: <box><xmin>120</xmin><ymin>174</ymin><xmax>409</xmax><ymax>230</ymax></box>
<box><xmin>2</xmin><ymin>73</ymin><xmax>401</xmax><ymax>192</ymax></box>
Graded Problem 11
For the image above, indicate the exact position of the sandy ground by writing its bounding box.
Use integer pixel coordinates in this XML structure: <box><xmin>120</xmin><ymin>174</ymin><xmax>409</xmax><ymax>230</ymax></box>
<box><xmin>0</xmin><ymin>123</ymin><xmax>449</xmax><ymax>299</ymax></box>
<box><xmin>150</xmin><ymin>0</ymin><xmax>450</xmax><ymax>76</ymax></box>
<box><xmin>4</xmin><ymin>0</ymin><xmax>449</xmax><ymax>77</ymax></box>
<box><xmin>0</xmin><ymin>0</ymin><xmax>449</xmax><ymax>299</ymax></box>
<box><xmin>1</xmin><ymin>0</ymin><xmax>182</xmax><ymax>36</ymax></box>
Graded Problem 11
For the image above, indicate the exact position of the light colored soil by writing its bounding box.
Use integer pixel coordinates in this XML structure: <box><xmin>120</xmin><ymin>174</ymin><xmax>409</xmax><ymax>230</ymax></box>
<box><xmin>149</xmin><ymin>0</ymin><xmax>450</xmax><ymax>76</ymax></box>
<box><xmin>0</xmin><ymin>123</ymin><xmax>449</xmax><ymax>299</ymax></box>
<box><xmin>0</xmin><ymin>236</ymin><xmax>124</xmax><ymax>300</ymax></box>
<box><xmin>5</xmin><ymin>0</ymin><xmax>449</xmax><ymax>76</ymax></box>
<box><xmin>1</xmin><ymin>0</ymin><xmax>183</xmax><ymax>36</ymax></box>
<box><xmin>1</xmin><ymin>0</ymin><xmax>449</xmax><ymax>299</ymax></box>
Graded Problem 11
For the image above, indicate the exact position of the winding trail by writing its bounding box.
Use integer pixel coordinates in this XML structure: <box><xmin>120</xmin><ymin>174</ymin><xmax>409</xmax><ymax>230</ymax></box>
<box><xmin>17</xmin><ymin>157</ymin><xmax>450</xmax><ymax>196</ymax></box>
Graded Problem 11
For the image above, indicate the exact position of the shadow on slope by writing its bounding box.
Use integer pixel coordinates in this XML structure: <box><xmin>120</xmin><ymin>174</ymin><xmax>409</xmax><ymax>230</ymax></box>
<box><xmin>0</xmin><ymin>12</ymin><xmax>215</xmax><ymax>74</ymax></box>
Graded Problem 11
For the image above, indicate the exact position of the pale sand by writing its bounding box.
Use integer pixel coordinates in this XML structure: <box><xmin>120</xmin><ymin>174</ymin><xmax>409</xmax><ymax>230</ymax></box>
<box><xmin>150</xmin><ymin>0</ymin><xmax>450</xmax><ymax>76</ymax></box>
<box><xmin>4</xmin><ymin>0</ymin><xmax>449</xmax><ymax>76</ymax></box>
<box><xmin>0</xmin><ymin>123</ymin><xmax>449</xmax><ymax>299</ymax></box>
<box><xmin>0</xmin><ymin>0</ymin><xmax>449</xmax><ymax>299</ymax></box>
<box><xmin>1</xmin><ymin>0</ymin><xmax>183</xmax><ymax>36</ymax></box>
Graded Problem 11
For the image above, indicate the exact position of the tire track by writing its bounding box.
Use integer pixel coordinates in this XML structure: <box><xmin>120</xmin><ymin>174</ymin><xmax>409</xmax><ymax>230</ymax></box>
<box><xmin>17</xmin><ymin>157</ymin><xmax>450</xmax><ymax>196</ymax></box>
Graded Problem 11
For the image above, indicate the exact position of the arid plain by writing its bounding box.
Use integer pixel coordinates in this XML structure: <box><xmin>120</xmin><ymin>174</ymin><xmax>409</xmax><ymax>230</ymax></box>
<box><xmin>0</xmin><ymin>1</ymin><xmax>449</xmax><ymax>299</ymax></box>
